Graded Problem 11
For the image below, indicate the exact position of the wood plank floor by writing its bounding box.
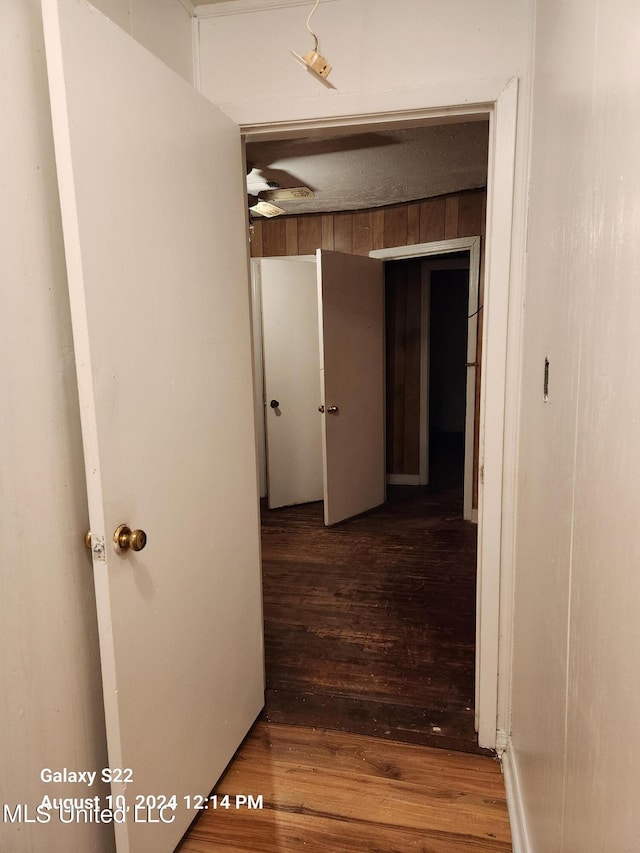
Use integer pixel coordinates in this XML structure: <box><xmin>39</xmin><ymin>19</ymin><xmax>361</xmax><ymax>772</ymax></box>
<box><xmin>178</xmin><ymin>436</ymin><xmax>512</xmax><ymax>851</ymax></box>
<box><xmin>260</xmin><ymin>433</ymin><xmax>483</xmax><ymax>754</ymax></box>
<box><xmin>178</xmin><ymin>722</ymin><xmax>511</xmax><ymax>852</ymax></box>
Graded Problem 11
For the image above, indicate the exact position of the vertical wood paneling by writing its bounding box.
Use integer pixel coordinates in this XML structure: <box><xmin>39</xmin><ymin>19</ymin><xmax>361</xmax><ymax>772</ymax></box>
<box><xmin>352</xmin><ymin>212</ymin><xmax>373</xmax><ymax>255</ymax></box>
<box><xmin>407</xmin><ymin>204</ymin><xmax>420</xmax><ymax>245</ymax></box>
<box><xmin>250</xmin><ymin>192</ymin><xmax>486</xmax><ymax>260</ymax></box>
<box><xmin>384</xmin><ymin>206</ymin><xmax>408</xmax><ymax>248</ymax></box>
<box><xmin>386</xmin><ymin>261</ymin><xmax>422</xmax><ymax>476</ymax></box>
<box><xmin>372</xmin><ymin>209</ymin><xmax>385</xmax><ymax>249</ymax></box>
<box><xmin>444</xmin><ymin>196</ymin><xmax>460</xmax><ymax>239</ymax></box>
<box><xmin>251</xmin><ymin>220</ymin><xmax>263</xmax><ymax>257</ymax></box>
<box><xmin>321</xmin><ymin>214</ymin><xmax>335</xmax><ymax>250</ymax></box>
<box><xmin>297</xmin><ymin>216</ymin><xmax>322</xmax><ymax>255</ymax></box>
<box><xmin>262</xmin><ymin>218</ymin><xmax>287</xmax><ymax>256</ymax></box>
<box><xmin>457</xmin><ymin>191</ymin><xmax>484</xmax><ymax>237</ymax></box>
<box><xmin>333</xmin><ymin>213</ymin><xmax>353</xmax><ymax>253</ymax></box>
<box><xmin>285</xmin><ymin>217</ymin><xmax>298</xmax><ymax>255</ymax></box>
<box><xmin>419</xmin><ymin>197</ymin><xmax>446</xmax><ymax>242</ymax></box>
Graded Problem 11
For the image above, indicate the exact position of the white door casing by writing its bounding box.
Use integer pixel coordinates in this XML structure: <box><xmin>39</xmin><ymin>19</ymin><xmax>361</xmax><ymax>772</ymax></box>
<box><xmin>260</xmin><ymin>257</ymin><xmax>323</xmax><ymax>508</ymax></box>
<box><xmin>42</xmin><ymin>1</ymin><xmax>264</xmax><ymax>850</ymax></box>
<box><xmin>317</xmin><ymin>250</ymin><xmax>386</xmax><ymax>526</ymax></box>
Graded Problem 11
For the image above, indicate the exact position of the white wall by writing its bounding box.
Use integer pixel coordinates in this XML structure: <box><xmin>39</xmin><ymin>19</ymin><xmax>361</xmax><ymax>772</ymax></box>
<box><xmin>510</xmin><ymin>0</ymin><xmax>640</xmax><ymax>850</ymax></box>
<box><xmin>197</xmin><ymin>0</ymin><xmax>531</xmax><ymax>126</ymax></box>
<box><xmin>0</xmin><ymin>2</ymin><xmax>192</xmax><ymax>851</ymax></box>
<box><xmin>91</xmin><ymin>0</ymin><xmax>195</xmax><ymax>83</ymax></box>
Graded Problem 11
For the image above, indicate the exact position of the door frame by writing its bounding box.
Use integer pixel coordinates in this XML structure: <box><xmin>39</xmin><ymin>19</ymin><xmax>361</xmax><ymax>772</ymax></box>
<box><xmin>371</xmin><ymin>237</ymin><xmax>480</xmax><ymax>522</ymax></box>
<box><xmin>241</xmin><ymin>81</ymin><xmax>520</xmax><ymax>749</ymax></box>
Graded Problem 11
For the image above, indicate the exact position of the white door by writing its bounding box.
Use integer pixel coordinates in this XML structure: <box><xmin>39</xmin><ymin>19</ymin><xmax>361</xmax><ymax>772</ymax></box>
<box><xmin>260</xmin><ymin>258</ymin><xmax>323</xmax><ymax>509</ymax></box>
<box><xmin>317</xmin><ymin>250</ymin><xmax>386</xmax><ymax>526</ymax></box>
<box><xmin>42</xmin><ymin>2</ymin><xmax>264</xmax><ymax>851</ymax></box>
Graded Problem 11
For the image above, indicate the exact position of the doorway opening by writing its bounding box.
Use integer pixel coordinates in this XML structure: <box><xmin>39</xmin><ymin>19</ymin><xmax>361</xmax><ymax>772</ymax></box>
<box><xmin>251</xmin><ymin>205</ymin><xmax>484</xmax><ymax>753</ymax></box>
<box><xmin>243</xmin><ymin>91</ymin><xmax>518</xmax><ymax>750</ymax></box>
<box><xmin>256</xmin><ymin>239</ymin><xmax>485</xmax><ymax>753</ymax></box>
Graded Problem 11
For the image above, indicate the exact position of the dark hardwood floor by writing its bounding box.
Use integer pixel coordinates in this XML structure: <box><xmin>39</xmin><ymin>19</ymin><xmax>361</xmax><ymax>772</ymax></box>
<box><xmin>260</xmin><ymin>433</ymin><xmax>487</xmax><ymax>755</ymax></box>
<box><xmin>177</xmin><ymin>436</ymin><xmax>511</xmax><ymax>852</ymax></box>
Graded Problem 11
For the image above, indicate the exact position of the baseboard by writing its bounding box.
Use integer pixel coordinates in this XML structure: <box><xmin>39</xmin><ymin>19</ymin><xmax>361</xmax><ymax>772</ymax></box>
<box><xmin>501</xmin><ymin>736</ymin><xmax>532</xmax><ymax>853</ymax></box>
<box><xmin>386</xmin><ymin>474</ymin><xmax>421</xmax><ymax>485</ymax></box>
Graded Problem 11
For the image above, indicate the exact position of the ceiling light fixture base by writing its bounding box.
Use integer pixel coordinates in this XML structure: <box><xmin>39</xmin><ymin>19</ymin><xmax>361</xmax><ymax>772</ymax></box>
<box><xmin>290</xmin><ymin>50</ymin><xmax>336</xmax><ymax>89</ymax></box>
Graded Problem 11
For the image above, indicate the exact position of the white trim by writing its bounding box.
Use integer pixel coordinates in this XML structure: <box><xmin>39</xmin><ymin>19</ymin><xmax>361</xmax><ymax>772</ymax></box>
<box><xmin>474</xmin><ymin>78</ymin><xmax>519</xmax><ymax>749</ymax></box>
<box><xmin>370</xmin><ymin>236</ymin><xmax>479</xmax><ymax>262</ymax></box>
<box><xmin>191</xmin><ymin>15</ymin><xmax>202</xmax><ymax>92</ymax></box>
<box><xmin>502</xmin><ymin>738</ymin><xmax>532</xmax><ymax>853</ymax></box>
<box><xmin>177</xmin><ymin>0</ymin><xmax>196</xmax><ymax>14</ymax></box>
<box><xmin>239</xmin><ymin>85</ymin><xmax>521</xmax><ymax>751</ymax></box>
<box><xmin>195</xmin><ymin>0</ymin><xmax>340</xmax><ymax>19</ymax></box>
<box><xmin>495</xmin><ymin>728</ymin><xmax>509</xmax><ymax>756</ymax></box>
<box><xmin>370</xmin><ymin>237</ymin><xmax>480</xmax><ymax>522</ymax></box>
<box><xmin>387</xmin><ymin>474</ymin><xmax>421</xmax><ymax>486</ymax></box>
<box><xmin>243</xmin><ymin>106</ymin><xmax>493</xmax><ymax>140</ymax></box>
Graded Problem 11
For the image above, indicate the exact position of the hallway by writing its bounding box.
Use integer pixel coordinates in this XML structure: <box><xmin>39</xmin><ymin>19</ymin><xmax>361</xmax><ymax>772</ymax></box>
<box><xmin>178</xmin><ymin>438</ymin><xmax>512</xmax><ymax>851</ymax></box>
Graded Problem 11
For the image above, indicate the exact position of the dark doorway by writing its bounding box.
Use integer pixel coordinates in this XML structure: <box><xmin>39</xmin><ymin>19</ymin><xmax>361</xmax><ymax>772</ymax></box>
<box><xmin>429</xmin><ymin>268</ymin><xmax>470</xmax><ymax>488</ymax></box>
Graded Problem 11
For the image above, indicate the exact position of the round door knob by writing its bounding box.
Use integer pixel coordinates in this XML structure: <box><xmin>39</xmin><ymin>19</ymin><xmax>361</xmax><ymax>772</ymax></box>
<box><xmin>114</xmin><ymin>524</ymin><xmax>147</xmax><ymax>552</ymax></box>
<box><xmin>327</xmin><ymin>405</ymin><xmax>339</xmax><ymax>414</ymax></box>
<box><xmin>270</xmin><ymin>400</ymin><xmax>280</xmax><ymax>409</ymax></box>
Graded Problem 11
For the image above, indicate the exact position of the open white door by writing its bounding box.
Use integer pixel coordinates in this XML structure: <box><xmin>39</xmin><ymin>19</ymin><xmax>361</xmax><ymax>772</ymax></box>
<box><xmin>42</xmin><ymin>1</ymin><xmax>264</xmax><ymax>851</ymax></box>
<box><xmin>317</xmin><ymin>250</ymin><xmax>385</xmax><ymax>526</ymax></box>
<box><xmin>260</xmin><ymin>258</ymin><xmax>323</xmax><ymax>508</ymax></box>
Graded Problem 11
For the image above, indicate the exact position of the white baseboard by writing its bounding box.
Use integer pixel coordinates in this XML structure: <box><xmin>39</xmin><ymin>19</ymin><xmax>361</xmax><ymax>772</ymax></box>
<box><xmin>386</xmin><ymin>474</ymin><xmax>421</xmax><ymax>485</ymax></box>
<box><xmin>501</xmin><ymin>736</ymin><xmax>532</xmax><ymax>853</ymax></box>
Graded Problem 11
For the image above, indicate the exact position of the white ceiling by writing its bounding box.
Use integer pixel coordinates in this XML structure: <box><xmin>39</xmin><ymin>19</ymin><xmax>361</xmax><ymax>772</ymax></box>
<box><xmin>245</xmin><ymin>120</ymin><xmax>489</xmax><ymax>216</ymax></box>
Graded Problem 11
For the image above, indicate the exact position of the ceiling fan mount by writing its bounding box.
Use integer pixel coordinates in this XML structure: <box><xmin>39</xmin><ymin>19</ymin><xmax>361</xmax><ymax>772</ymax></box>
<box><xmin>246</xmin><ymin>165</ymin><xmax>315</xmax><ymax>218</ymax></box>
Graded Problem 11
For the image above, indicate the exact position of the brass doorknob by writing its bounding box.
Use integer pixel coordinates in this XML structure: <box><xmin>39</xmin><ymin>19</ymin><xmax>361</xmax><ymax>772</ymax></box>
<box><xmin>114</xmin><ymin>524</ymin><xmax>147</xmax><ymax>552</ymax></box>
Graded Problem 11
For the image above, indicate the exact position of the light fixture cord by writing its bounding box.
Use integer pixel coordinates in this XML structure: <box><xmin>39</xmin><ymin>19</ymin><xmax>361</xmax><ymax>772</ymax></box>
<box><xmin>307</xmin><ymin>0</ymin><xmax>321</xmax><ymax>52</ymax></box>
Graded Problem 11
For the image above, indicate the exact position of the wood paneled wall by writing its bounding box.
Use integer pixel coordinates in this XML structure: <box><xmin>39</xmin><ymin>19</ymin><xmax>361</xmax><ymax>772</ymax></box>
<box><xmin>252</xmin><ymin>190</ymin><xmax>486</xmax><ymax>509</ymax></box>
<box><xmin>250</xmin><ymin>190</ymin><xmax>486</xmax><ymax>259</ymax></box>
<box><xmin>386</xmin><ymin>259</ymin><xmax>423</xmax><ymax>476</ymax></box>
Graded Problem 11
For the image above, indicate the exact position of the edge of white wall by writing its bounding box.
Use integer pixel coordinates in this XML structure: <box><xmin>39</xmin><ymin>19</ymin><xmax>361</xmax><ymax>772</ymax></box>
<box><xmin>387</xmin><ymin>474</ymin><xmax>421</xmax><ymax>486</ymax></box>
<box><xmin>502</xmin><ymin>736</ymin><xmax>532</xmax><ymax>853</ymax></box>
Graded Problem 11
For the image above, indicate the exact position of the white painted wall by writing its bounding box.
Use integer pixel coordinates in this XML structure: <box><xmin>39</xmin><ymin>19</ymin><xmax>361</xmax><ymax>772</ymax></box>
<box><xmin>510</xmin><ymin>0</ymin><xmax>640</xmax><ymax>850</ymax></box>
<box><xmin>91</xmin><ymin>0</ymin><xmax>195</xmax><ymax>83</ymax></box>
<box><xmin>0</xmin><ymin>2</ymin><xmax>193</xmax><ymax>850</ymax></box>
<box><xmin>197</xmin><ymin>0</ymin><xmax>531</xmax><ymax>126</ymax></box>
